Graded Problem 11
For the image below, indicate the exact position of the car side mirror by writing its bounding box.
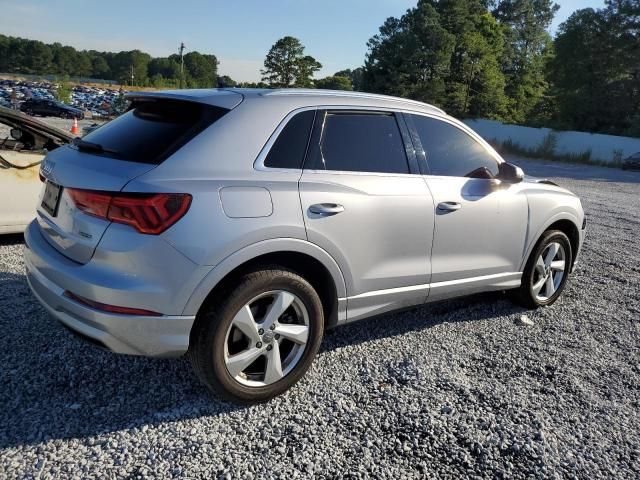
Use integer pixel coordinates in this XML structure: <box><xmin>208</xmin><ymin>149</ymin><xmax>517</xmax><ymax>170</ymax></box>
<box><xmin>497</xmin><ymin>162</ymin><xmax>524</xmax><ymax>183</ymax></box>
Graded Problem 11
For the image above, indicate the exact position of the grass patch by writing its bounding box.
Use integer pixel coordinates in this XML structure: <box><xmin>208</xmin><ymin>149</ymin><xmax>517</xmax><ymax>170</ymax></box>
<box><xmin>490</xmin><ymin>134</ymin><xmax>622</xmax><ymax>169</ymax></box>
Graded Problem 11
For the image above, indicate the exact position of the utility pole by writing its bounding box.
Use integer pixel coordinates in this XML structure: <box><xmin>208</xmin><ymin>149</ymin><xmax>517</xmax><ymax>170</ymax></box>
<box><xmin>179</xmin><ymin>42</ymin><xmax>185</xmax><ymax>89</ymax></box>
<box><xmin>130</xmin><ymin>65</ymin><xmax>135</xmax><ymax>87</ymax></box>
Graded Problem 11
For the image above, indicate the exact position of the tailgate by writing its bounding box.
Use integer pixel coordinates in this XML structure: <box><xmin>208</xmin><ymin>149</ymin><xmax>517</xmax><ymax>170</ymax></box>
<box><xmin>37</xmin><ymin>146</ymin><xmax>157</xmax><ymax>263</ymax></box>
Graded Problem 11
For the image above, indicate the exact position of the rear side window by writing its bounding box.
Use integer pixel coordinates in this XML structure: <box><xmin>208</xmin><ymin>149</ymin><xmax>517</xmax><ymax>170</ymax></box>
<box><xmin>81</xmin><ymin>99</ymin><xmax>228</xmax><ymax>164</ymax></box>
<box><xmin>411</xmin><ymin>115</ymin><xmax>498</xmax><ymax>177</ymax></box>
<box><xmin>310</xmin><ymin>112</ymin><xmax>409</xmax><ymax>174</ymax></box>
<box><xmin>264</xmin><ymin>110</ymin><xmax>315</xmax><ymax>169</ymax></box>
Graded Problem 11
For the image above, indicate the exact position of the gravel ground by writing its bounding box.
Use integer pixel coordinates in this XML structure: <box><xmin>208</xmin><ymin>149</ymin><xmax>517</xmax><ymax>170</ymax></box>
<box><xmin>1</xmin><ymin>157</ymin><xmax>639</xmax><ymax>479</ymax></box>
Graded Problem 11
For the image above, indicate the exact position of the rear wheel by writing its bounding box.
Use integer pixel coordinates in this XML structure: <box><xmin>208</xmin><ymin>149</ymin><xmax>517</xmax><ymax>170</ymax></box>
<box><xmin>188</xmin><ymin>267</ymin><xmax>324</xmax><ymax>403</ymax></box>
<box><xmin>513</xmin><ymin>230</ymin><xmax>572</xmax><ymax>308</ymax></box>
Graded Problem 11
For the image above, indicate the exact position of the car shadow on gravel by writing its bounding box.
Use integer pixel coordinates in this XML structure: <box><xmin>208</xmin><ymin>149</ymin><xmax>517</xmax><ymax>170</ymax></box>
<box><xmin>0</xmin><ymin>268</ymin><xmax>526</xmax><ymax>450</ymax></box>
<box><xmin>322</xmin><ymin>291</ymin><xmax>528</xmax><ymax>351</ymax></box>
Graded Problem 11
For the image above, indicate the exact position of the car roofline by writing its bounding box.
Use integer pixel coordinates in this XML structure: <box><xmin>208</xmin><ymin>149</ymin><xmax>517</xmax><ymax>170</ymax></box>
<box><xmin>252</xmin><ymin>88</ymin><xmax>446</xmax><ymax>115</ymax></box>
<box><xmin>125</xmin><ymin>88</ymin><xmax>445</xmax><ymax>115</ymax></box>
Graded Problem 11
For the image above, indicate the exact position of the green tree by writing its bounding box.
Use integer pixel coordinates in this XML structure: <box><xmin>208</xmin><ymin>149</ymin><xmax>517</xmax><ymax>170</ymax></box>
<box><xmin>445</xmin><ymin>12</ymin><xmax>508</xmax><ymax>118</ymax></box>
<box><xmin>52</xmin><ymin>44</ymin><xmax>78</xmax><ymax>76</ymax></box>
<box><xmin>217</xmin><ymin>75</ymin><xmax>237</xmax><ymax>87</ymax></box>
<box><xmin>315</xmin><ymin>75</ymin><xmax>353</xmax><ymax>90</ymax></box>
<box><xmin>110</xmin><ymin>50</ymin><xmax>151</xmax><ymax>86</ymax></box>
<box><xmin>90</xmin><ymin>54</ymin><xmax>111</xmax><ymax>79</ymax></box>
<box><xmin>493</xmin><ymin>0</ymin><xmax>559</xmax><ymax>123</ymax></box>
<box><xmin>261</xmin><ymin>36</ymin><xmax>322</xmax><ymax>87</ymax></box>
<box><xmin>550</xmin><ymin>2</ymin><xmax>640</xmax><ymax>135</ymax></box>
<box><xmin>184</xmin><ymin>52</ymin><xmax>218</xmax><ymax>88</ymax></box>
<box><xmin>149</xmin><ymin>57</ymin><xmax>181</xmax><ymax>80</ymax></box>
<box><xmin>0</xmin><ymin>34</ymin><xmax>227</xmax><ymax>89</ymax></box>
<box><xmin>24</xmin><ymin>40</ymin><xmax>53</xmax><ymax>74</ymax></box>
<box><xmin>334</xmin><ymin>68</ymin><xmax>364</xmax><ymax>91</ymax></box>
<box><xmin>54</xmin><ymin>77</ymin><xmax>72</xmax><ymax>104</ymax></box>
<box><xmin>363</xmin><ymin>3</ymin><xmax>455</xmax><ymax>104</ymax></box>
<box><xmin>362</xmin><ymin>0</ymin><xmax>508</xmax><ymax>119</ymax></box>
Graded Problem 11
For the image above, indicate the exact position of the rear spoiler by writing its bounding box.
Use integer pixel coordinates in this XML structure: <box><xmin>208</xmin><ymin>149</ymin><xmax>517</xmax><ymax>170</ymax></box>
<box><xmin>125</xmin><ymin>90</ymin><xmax>243</xmax><ymax>110</ymax></box>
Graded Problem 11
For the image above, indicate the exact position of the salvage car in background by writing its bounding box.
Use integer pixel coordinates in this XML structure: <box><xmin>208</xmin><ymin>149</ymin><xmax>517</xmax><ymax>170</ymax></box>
<box><xmin>622</xmin><ymin>152</ymin><xmax>640</xmax><ymax>171</ymax></box>
<box><xmin>0</xmin><ymin>106</ymin><xmax>73</xmax><ymax>233</ymax></box>
<box><xmin>20</xmin><ymin>98</ymin><xmax>85</xmax><ymax>120</ymax></box>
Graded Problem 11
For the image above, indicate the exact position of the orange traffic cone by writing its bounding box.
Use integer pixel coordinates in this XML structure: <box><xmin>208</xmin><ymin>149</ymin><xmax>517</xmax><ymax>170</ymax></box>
<box><xmin>70</xmin><ymin>118</ymin><xmax>79</xmax><ymax>136</ymax></box>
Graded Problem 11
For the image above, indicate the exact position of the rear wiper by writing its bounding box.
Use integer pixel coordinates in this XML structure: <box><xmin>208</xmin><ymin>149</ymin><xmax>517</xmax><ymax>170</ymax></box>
<box><xmin>73</xmin><ymin>138</ymin><xmax>121</xmax><ymax>157</ymax></box>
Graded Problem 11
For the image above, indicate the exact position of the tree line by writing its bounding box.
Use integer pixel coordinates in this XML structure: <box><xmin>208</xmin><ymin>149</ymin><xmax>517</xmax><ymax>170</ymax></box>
<box><xmin>1</xmin><ymin>0</ymin><xmax>639</xmax><ymax>137</ymax></box>
<box><xmin>0</xmin><ymin>35</ymin><xmax>219</xmax><ymax>88</ymax></box>
<box><xmin>360</xmin><ymin>0</ymin><xmax>640</xmax><ymax>137</ymax></box>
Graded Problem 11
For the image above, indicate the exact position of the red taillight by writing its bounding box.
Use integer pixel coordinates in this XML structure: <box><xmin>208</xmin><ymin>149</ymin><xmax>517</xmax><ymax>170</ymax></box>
<box><xmin>67</xmin><ymin>189</ymin><xmax>191</xmax><ymax>234</ymax></box>
<box><xmin>63</xmin><ymin>291</ymin><xmax>162</xmax><ymax>316</ymax></box>
<box><xmin>68</xmin><ymin>189</ymin><xmax>112</xmax><ymax>218</ymax></box>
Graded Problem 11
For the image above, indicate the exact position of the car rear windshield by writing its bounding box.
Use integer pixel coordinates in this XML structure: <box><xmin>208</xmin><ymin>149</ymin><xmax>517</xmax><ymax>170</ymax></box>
<box><xmin>80</xmin><ymin>98</ymin><xmax>228</xmax><ymax>164</ymax></box>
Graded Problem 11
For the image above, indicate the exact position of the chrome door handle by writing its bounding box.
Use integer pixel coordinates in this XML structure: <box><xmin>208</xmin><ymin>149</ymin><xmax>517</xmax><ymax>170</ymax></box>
<box><xmin>309</xmin><ymin>203</ymin><xmax>345</xmax><ymax>216</ymax></box>
<box><xmin>437</xmin><ymin>201</ymin><xmax>462</xmax><ymax>212</ymax></box>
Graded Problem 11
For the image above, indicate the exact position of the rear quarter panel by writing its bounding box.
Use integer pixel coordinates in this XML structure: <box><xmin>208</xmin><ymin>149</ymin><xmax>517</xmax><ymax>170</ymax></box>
<box><xmin>122</xmin><ymin>100</ymin><xmax>310</xmax><ymax>267</ymax></box>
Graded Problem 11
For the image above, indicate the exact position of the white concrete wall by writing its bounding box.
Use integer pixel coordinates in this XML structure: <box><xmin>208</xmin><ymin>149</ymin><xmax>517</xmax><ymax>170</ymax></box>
<box><xmin>463</xmin><ymin>119</ymin><xmax>640</xmax><ymax>164</ymax></box>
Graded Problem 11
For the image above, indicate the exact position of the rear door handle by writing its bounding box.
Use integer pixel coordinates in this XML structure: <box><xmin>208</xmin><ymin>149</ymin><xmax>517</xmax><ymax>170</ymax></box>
<box><xmin>437</xmin><ymin>201</ymin><xmax>462</xmax><ymax>212</ymax></box>
<box><xmin>309</xmin><ymin>203</ymin><xmax>345</xmax><ymax>216</ymax></box>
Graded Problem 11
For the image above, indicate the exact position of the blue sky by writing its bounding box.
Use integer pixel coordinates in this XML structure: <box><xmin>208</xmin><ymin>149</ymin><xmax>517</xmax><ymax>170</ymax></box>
<box><xmin>0</xmin><ymin>0</ymin><xmax>605</xmax><ymax>82</ymax></box>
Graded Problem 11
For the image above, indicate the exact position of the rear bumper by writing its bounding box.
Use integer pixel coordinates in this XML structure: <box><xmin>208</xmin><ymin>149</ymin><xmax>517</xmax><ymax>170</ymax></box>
<box><xmin>24</xmin><ymin>221</ymin><xmax>198</xmax><ymax>357</ymax></box>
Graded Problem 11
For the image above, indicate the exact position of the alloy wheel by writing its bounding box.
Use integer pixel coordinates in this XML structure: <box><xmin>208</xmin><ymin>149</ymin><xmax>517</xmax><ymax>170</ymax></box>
<box><xmin>223</xmin><ymin>290</ymin><xmax>310</xmax><ymax>387</ymax></box>
<box><xmin>532</xmin><ymin>242</ymin><xmax>566</xmax><ymax>302</ymax></box>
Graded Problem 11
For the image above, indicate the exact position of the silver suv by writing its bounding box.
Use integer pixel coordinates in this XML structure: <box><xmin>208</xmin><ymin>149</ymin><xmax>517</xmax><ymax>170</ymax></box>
<box><xmin>24</xmin><ymin>89</ymin><xmax>585</xmax><ymax>402</ymax></box>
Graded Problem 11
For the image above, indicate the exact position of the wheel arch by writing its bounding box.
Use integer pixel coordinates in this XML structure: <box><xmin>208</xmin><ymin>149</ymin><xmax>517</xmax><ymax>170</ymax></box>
<box><xmin>521</xmin><ymin>213</ymin><xmax>581</xmax><ymax>272</ymax></box>
<box><xmin>182</xmin><ymin>238</ymin><xmax>347</xmax><ymax>328</ymax></box>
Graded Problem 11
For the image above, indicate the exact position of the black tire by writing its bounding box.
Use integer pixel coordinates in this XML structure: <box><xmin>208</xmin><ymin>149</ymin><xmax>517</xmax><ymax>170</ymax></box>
<box><xmin>188</xmin><ymin>267</ymin><xmax>324</xmax><ymax>403</ymax></box>
<box><xmin>512</xmin><ymin>230</ymin><xmax>573</xmax><ymax>308</ymax></box>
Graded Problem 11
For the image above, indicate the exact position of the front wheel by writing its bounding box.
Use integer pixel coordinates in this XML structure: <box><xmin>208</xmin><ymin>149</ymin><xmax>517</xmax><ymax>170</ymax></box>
<box><xmin>513</xmin><ymin>230</ymin><xmax>573</xmax><ymax>308</ymax></box>
<box><xmin>188</xmin><ymin>267</ymin><xmax>324</xmax><ymax>403</ymax></box>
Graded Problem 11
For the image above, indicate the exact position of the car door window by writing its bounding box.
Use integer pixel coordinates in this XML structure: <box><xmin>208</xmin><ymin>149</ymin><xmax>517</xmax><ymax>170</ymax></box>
<box><xmin>411</xmin><ymin>115</ymin><xmax>498</xmax><ymax>177</ymax></box>
<box><xmin>309</xmin><ymin>112</ymin><xmax>410</xmax><ymax>174</ymax></box>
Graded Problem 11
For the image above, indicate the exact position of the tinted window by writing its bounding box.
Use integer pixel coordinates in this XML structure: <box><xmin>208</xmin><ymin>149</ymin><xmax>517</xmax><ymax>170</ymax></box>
<box><xmin>81</xmin><ymin>99</ymin><xmax>228</xmax><ymax>164</ymax></box>
<box><xmin>313</xmin><ymin>112</ymin><xmax>409</xmax><ymax>174</ymax></box>
<box><xmin>412</xmin><ymin>115</ymin><xmax>498</xmax><ymax>177</ymax></box>
<box><xmin>264</xmin><ymin>110</ymin><xmax>315</xmax><ymax>169</ymax></box>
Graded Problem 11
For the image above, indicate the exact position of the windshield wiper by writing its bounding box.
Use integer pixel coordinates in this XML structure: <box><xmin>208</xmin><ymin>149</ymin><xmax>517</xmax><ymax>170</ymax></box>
<box><xmin>73</xmin><ymin>138</ymin><xmax>121</xmax><ymax>157</ymax></box>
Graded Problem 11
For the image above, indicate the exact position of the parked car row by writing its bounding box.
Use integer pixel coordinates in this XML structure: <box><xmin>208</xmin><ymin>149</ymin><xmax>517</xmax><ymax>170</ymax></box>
<box><xmin>0</xmin><ymin>78</ymin><xmax>125</xmax><ymax>119</ymax></box>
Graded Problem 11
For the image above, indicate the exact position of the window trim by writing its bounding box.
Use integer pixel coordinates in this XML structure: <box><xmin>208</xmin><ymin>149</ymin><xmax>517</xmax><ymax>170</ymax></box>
<box><xmin>253</xmin><ymin>106</ymin><xmax>318</xmax><ymax>173</ymax></box>
<box><xmin>402</xmin><ymin>112</ymin><xmax>504</xmax><ymax>178</ymax></box>
<box><xmin>303</xmin><ymin>108</ymin><xmax>420</xmax><ymax>176</ymax></box>
<box><xmin>254</xmin><ymin>105</ymin><xmax>423</xmax><ymax>175</ymax></box>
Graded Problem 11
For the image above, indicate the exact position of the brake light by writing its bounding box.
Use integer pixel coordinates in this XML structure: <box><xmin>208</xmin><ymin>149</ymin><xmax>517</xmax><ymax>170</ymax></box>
<box><xmin>67</xmin><ymin>189</ymin><xmax>191</xmax><ymax>234</ymax></box>
<box><xmin>63</xmin><ymin>291</ymin><xmax>162</xmax><ymax>316</ymax></box>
